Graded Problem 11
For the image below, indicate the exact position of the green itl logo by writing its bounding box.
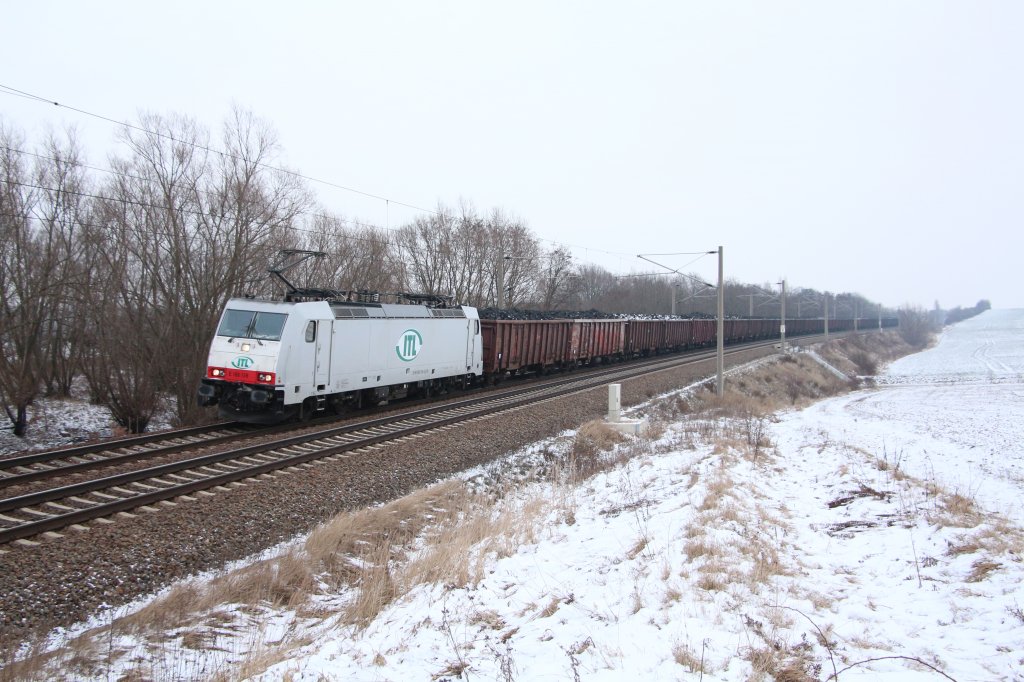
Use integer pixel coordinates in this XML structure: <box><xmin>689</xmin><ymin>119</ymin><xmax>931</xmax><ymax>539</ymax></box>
<box><xmin>396</xmin><ymin>329</ymin><xmax>423</xmax><ymax>362</ymax></box>
<box><xmin>231</xmin><ymin>356</ymin><xmax>254</xmax><ymax>369</ymax></box>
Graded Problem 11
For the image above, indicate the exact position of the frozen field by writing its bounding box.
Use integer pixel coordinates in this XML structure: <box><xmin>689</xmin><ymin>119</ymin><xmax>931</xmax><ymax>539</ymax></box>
<box><xmin>22</xmin><ymin>310</ymin><xmax>1024</xmax><ymax>681</ymax></box>
<box><xmin>831</xmin><ymin>309</ymin><xmax>1024</xmax><ymax>516</ymax></box>
<box><xmin>251</xmin><ymin>310</ymin><xmax>1023</xmax><ymax>681</ymax></box>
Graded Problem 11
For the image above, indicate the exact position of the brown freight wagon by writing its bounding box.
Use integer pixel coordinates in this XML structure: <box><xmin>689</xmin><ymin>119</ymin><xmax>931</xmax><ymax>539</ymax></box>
<box><xmin>572</xmin><ymin>319</ymin><xmax>626</xmax><ymax>363</ymax></box>
<box><xmin>787</xmin><ymin>318</ymin><xmax>817</xmax><ymax>337</ymax></box>
<box><xmin>624</xmin><ymin>320</ymin><xmax>664</xmax><ymax>356</ymax></box>
<box><xmin>479</xmin><ymin>319</ymin><xmax>575</xmax><ymax>375</ymax></box>
<box><xmin>724</xmin><ymin>319</ymin><xmax>745</xmax><ymax>344</ymax></box>
<box><xmin>750</xmin><ymin>318</ymin><xmax>774</xmax><ymax>340</ymax></box>
<box><xmin>663</xmin><ymin>319</ymin><xmax>695</xmax><ymax>350</ymax></box>
<box><xmin>692</xmin><ymin>319</ymin><xmax>716</xmax><ymax>346</ymax></box>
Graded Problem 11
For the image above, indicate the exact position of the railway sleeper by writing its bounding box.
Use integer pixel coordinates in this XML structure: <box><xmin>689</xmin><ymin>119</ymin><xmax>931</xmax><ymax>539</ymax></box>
<box><xmin>198</xmin><ymin>464</ymin><xmax>236</xmax><ymax>475</ymax></box>
<box><xmin>131</xmin><ymin>482</ymin><xmax>161</xmax><ymax>491</ymax></box>
<box><xmin>165</xmin><ymin>473</ymin><xmax>201</xmax><ymax>483</ymax></box>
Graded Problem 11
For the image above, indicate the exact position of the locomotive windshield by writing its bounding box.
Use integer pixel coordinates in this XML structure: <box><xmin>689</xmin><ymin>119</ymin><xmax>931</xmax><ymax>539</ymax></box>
<box><xmin>217</xmin><ymin>309</ymin><xmax>288</xmax><ymax>341</ymax></box>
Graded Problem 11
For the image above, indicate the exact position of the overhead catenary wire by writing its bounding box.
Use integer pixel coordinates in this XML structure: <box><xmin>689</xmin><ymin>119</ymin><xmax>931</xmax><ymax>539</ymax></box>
<box><xmin>0</xmin><ymin>144</ymin><xmax>398</xmax><ymax>235</ymax></box>
<box><xmin>0</xmin><ymin>208</ymin><xmax>421</xmax><ymax>275</ymax></box>
<box><xmin>0</xmin><ymin>83</ymin><xmax>440</xmax><ymax>217</ymax></box>
<box><xmin>0</xmin><ymin>177</ymin><xmax>399</xmax><ymax>246</ymax></box>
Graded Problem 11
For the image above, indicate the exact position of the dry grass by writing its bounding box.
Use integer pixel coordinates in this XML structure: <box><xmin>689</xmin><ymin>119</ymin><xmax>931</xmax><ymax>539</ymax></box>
<box><xmin>672</xmin><ymin>641</ymin><xmax>707</xmax><ymax>673</ymax></box>
<box><xmin>342</xmin><ymin>539</ymin><xmax>399</xmax><ymax>628</ymax></box>
<box><xmin>930</xmin><ymin>492</ymin><xmax>984</xmax><ymax>528</ymax></box>
<box><xmin>684</xmin><ymin>538</ymin><xmax>720</xmax><ymax>562</ymax></box>
<box><xmin>569</xmin><ymin>419</ymin><xmax>626</xmax><ymax>477</ymax></box>
<box><xmin>627</xmin><ymin>536</ymin><xmax>650</xmax><ymax>560</ymax></box>
<box><xmin>817</xmin><ymin>332</ymin><xmax>912</xmax><ymax>378</ymax></box>
<box><xmin>208</xmin><ymin>635</ymin><xmax>314</xmax><ymax>682</ymax></box>
<box><xmin>743</xmin><ymin>616</ymin><xmax>821</xmax><ymax>682</ymax></box>
<box><xmin>630</xmin><ymin>590</ymin><xmax>644</xmax><ymax>614</ymax></box>
<box><xmin>698</xmin><ymin>470</ymin><xmax>736</xmax><ymax>511</ymax></box>
<box><xmin>847</xmin><ymin>350</ymin><xmax>878</xmax><ymax>376</ymax></box>
<box><xmin>537</xmin><ymin>597</ymin><xmax>561</xmax><ymax>619</ymax></box>
<box><xmin>304</xmin><ymin>479</ymin><xmax>467</xmax><ymax>587</ymax></box>
<box><xmin>966</xmin><ymin>559</ymin><xmax>1002</xmax><ymax>583</ymax></box>
<box><xmin>748</xmin><ymin>543</ymin><xmax>787</xmax><ymax>585</ymax></box>
<box><xmin>0</xmin><ymin>643</ymin><xmax>65</xmax><ymax>682</ymax></box>
<box><xmin>696</xmin><ymin>573</ymin><xmax>727</xmax><ymax>592</ymax></box>
<box><xmin>946</xmin><ymin>518</ymin><xmax>1024</xmax><ymax>558</ymax></box>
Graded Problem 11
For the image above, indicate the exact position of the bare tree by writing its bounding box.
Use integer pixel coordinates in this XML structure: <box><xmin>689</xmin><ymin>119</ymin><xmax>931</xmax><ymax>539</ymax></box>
<box><xmin>0</xmin><ymin>125</ymin><xmax>88</xmax><ymax>436</ymax></box>
<box><xmin>487</xmin><ymin>208</ymin><xmax>541</xmax><ymax>308</ymax></box>
<box><xmin>897</xmin><ymin>305</ymin><xmax>937</xmax><ymax>348</ymax></box>
<box><xmin>78</xmin><ymin>217</ymin><xmax>163</xmax><ymax>432</ymax></box>
<box><xmin>289</xmin><ymin>216</ymin><xmax>404</xmax><ymax>294</ymax></box>
<box><xmin>84</xmin><ymin>109</ymin><xmax>311</xmax><ymax>430</ymax></box>
<box><xmin>574</xmin><ymin>264</ymin><xmax>617</xmax><ymax>310</ymax></box>
<box><xmin>395</xmin><ymin>204</ymin><xmax>455</xmax><ymax>297</ymax></box>
<box><xmin>536</xmin><ymin>247</ymin><xmax>577</xmax><ymax>311</ymax></box>
<box><xmin>35</xmin><ymin>131</ymin><xmax>92</xmax><ymax>396</ymax></box>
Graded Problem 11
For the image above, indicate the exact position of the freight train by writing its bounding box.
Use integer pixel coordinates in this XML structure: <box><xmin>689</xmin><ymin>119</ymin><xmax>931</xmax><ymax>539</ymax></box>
<box><xmin>197</xmin><ymin>294</ymin><xmax>897</xmax><ymax>424</ymax></box>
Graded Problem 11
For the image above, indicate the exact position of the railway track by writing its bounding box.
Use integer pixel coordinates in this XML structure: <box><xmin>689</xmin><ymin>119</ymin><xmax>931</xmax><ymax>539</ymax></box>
<box><xmin>0</xmin><ymin>338</ymin><xmax>786</xmax><ymax>545</ymax></box>
<box><xmin>0</xmin><ymin>422</ymin><xmax>275</xmax><ymax>489</ymax></box>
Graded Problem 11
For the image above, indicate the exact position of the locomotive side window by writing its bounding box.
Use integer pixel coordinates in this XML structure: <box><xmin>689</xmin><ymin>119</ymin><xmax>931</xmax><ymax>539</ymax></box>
<box><xmin>305</xmin><ymin>320</ymin><xmax>316</xmax><ymax>342</ymax></box>
<box><xmin>217</xmin><ymin>310</ymin><xmax>288</xmax><ymax>341</ymax></box>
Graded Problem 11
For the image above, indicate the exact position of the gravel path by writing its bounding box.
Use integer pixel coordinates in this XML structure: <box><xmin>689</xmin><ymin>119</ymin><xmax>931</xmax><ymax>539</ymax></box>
<box><xmin>0</xmin><ymin>346</ymin><xmax>773</xmax><ymax>649</ymax></box>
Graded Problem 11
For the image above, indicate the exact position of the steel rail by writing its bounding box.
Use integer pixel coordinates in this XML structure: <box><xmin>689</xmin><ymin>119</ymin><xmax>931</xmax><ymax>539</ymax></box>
<box><xmin>0</xmin><ymin>425</ymin><xmax>290</xmax><ymax>488</ymax></box>
<box><xmin>0</xmin><ymin>422</ymin><xmax>251</xmax><ymax>478</ymax></box>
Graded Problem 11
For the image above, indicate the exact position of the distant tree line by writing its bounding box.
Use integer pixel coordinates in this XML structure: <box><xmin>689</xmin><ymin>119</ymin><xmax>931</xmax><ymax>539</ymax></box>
<box><xmin>942</xmin><ymin>300</ymin><xmax>991</xmax><ymax>325</ymax></box>
<box><xmin>1</xmin><ymin>111</ymin><xmax>894</xmax><ymax>438</ymax></box>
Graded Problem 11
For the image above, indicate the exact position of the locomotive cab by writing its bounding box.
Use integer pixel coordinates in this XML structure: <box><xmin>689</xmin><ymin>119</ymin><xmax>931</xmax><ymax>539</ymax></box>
<box><xmin>198</xmin><ymin>300</ymin><xmax>297</xmax><ymax>422</ymax></box>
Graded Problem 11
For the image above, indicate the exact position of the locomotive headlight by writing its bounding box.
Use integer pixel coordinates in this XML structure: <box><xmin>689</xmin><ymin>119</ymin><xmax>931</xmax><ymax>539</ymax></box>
<box><xmin>210</xmin><ymin>368</ymin><xmax>225</xmax><ymax>377</ymax></box>
<box><xmin>241</xmin><ymin>343</ymin><xmax>251</xmax><ymax>352</ymax></box>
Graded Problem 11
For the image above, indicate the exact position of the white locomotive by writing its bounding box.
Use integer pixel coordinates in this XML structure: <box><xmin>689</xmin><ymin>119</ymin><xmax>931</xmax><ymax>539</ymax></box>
<box><xmin>198</xmin><ymin>296</ymin><xmax>483</xmax><ymax>423</ymax></box>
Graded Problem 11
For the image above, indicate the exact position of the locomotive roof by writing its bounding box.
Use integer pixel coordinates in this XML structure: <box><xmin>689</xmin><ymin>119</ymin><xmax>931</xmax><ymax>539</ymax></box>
<box><xmin>331</xmin><ymin>303</ymin><xmax>468</xmax><ymax>319</ymax></box>
<box><xmin>225</xmin><ymin>298</ymin><xmax>473</xmax><ymax>320</ymax></box>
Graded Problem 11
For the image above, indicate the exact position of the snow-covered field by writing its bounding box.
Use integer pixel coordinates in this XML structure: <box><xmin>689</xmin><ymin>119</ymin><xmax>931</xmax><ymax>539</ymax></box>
<box><xmin>245</xmin><ymin>310</ymin><xmax>1023</xmax><ymax>681</ymax></box>
<box><xmin>17</xmin><ymin>310</ymin><xmax>1024</xmax><ymax>681</ymax></box>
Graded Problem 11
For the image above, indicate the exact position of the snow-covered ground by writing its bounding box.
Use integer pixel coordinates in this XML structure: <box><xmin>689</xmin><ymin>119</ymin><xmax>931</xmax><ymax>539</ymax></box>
<box><xmin>0</xmin><ymin>379</ymin><xmax>175</xmax><ymax>457</ymax></box>
<box><xmin>248</xmin><ymin>310</ymin><xmax>1023</xmax><ymax>681</ymax></box>
<box><xmin>18</xmin><ymin>310</ymin><xmax>1024</xmax><ymax>681</ymax></box>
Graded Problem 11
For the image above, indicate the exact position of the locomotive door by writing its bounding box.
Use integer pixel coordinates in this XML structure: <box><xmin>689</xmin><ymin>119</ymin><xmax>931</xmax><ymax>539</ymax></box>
<box><xmin>313</xmin><ymin>319</ymin><xmax>331</xmax><ymax>388</ymax></box>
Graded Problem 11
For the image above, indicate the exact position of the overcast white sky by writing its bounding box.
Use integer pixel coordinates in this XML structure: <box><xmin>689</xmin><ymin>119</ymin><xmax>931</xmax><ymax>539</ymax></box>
<box><xmin>3</xmin><ymin>1</ymin><xmax>1022</xmax><ymax>310</ymax></box>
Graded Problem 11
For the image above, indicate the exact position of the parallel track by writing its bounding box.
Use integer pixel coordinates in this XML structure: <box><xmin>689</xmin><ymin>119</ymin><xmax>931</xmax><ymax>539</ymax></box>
<box><xmin>0</xmin><ymin>336</ymin><xmax>795</xmax><ymax>545</ymax></box>
<box><xmin>0</xmin><ymin>423</ymin><xmax>267</xmax><ymax>488</ymax></box>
